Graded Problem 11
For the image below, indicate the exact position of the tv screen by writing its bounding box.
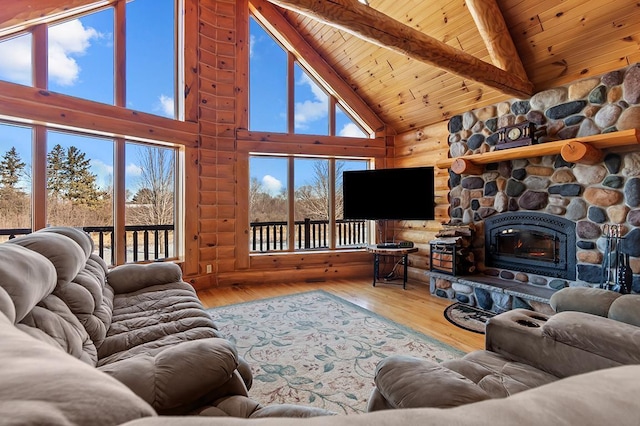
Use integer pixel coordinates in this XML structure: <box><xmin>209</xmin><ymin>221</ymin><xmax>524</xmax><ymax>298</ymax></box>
<box><xmin>342</xmin><ymin>167</ymin><xmax>435</xmax><ymax>220</ymax></box>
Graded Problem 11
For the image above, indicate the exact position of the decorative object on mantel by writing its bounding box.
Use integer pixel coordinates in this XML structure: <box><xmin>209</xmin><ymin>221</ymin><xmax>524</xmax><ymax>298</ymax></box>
<box><xmin>495</xmin><ymin>121</ymin><xmax>536</xmax><ymax>150</ymax></box>
<box><xmin>600</xmin><ymin>224</ymin><xmax>633</xmax><ymax>294</ymax></box>
<box><xmin>443</xmin><ymin>302</ymin><xmax>495</xmax><ymax>334</ymax></box>
<box><xmin>438</xmin><ymin>128</ymin><xmax>640</xmax><ymax>174</ymax></box>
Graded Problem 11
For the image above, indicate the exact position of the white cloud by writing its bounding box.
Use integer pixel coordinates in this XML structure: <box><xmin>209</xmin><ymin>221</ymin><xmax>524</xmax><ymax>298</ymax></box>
<box><xmin>339</xmin><ymin>123</ymin><xmax>366</xmax><ymax>138</ymax></box>
<box><xmin>126</xmin><ymin>163</ymin><xmax>142</xmax><ymax>176</ymax></box>
<box><xmin>91</xmin><ymin>159</ymin><xmax>113</xmax><ymax>189</ymax></box>
<box><xmin>0</xmin><ymin>19</ymin><xmax>103</xmax><ymax>87</ymax></box>
<box><xmin>249</xmin><ymin>34</ymin><xmax>256</xmax><ymax>58</ymax></box>
<box><xmin>157</xmin><ymin>94</ymin><xmax>175</xmax><ymax>118</ymax></box>
<box><xmin>262</xmin><ymin>175</ymin><xmax>283</xmax><ymax>196</ymax></box>
<box><xmin>48</xmin><ymin>19</ymin><xmax>101</xmax><ymax>86</ymax></box>
<box><xmin>0</xmin><ymin>34</ymin><xmax>32</xmax><ymax>85</ymax></box>
<box><xmin>294</xmin><ymin>72</ymin><xmax>328</xmax><ymax>130</ymax></box>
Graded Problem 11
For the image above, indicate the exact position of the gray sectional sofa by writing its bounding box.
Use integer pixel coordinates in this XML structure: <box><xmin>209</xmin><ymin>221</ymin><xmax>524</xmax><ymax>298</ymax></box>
<box><xmin>1</xmin><ymin>227</ymin><xmax>640</xmax><ymax>425</ymax></box>
<box><xmin>0</xmin><ymin>227</ymin><xmax>330</xmax><ymax>419</ymax></box>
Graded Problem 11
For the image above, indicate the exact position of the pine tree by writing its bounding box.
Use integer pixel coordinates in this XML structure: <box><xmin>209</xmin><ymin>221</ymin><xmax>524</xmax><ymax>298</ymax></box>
<box><xmin>0</xmin><ymin>147</ymin><xmax>26</xmax><ymax>189</ymax></box>
<box><xmin>63</xmin><ymin>146</ymin><xmax>100</xmax><ymax>206</ymax></box>
<box><xmin>47</xmin><ymin>144</ymin><xmax>67</xmax><ymax>198</ymax></box>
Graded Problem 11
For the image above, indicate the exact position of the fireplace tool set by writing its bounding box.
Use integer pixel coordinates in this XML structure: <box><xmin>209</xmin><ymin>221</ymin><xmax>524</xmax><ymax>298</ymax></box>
<box><xmin>600</xmin><ymin>224</ymin><xmax>633</xmax><ymax>294</ymax></box>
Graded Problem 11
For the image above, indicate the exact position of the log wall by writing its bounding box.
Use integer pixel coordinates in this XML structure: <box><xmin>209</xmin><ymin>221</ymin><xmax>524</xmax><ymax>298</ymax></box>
<box><xmin>391</xmin><ymin>122</ymin><xmax>451</xmax><ymax>285</ymax></box>
<box><xmin>187</xmin><ymin>0</ymin><xmax>385</xmax><ymax>289</ymax></box>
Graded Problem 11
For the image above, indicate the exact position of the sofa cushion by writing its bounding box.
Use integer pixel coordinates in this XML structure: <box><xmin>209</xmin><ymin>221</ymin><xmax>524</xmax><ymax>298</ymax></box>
<box><xmin>7</xmin><ymin>230</ymin><xmax>114</xmax><ymax>360</ymax></box>
<box><xmin>444</xmin><ymin>350</ymin><xmax>558</xmax><ymax>398</ymax></box>
<box><xmin>0</xmin><ymin>312</ymin><xmax>156</xmax><ymax>426</ymax></box>
<box><xmin>0</xmin><ymin>244</ymin><xmax>56</xmax><ymax>323</ymax></box>
<box><xmin>373</xmin><ymin>355</ymin><xmax>490</xmax><ymax>409</ymax></box>
<box><xmin>608</xmin><ymin>295</ymin><xmax>640</xmax><ymax>327</ymax></box>
<box><xmin>98</xmin><ymin>282</ymin><xmax>220</xmax><ymax>364</ymax></box>
<box><xmin>8</xmin><ymin>232</ymin><xmax>87</xmax><ymax>288</ymax></box>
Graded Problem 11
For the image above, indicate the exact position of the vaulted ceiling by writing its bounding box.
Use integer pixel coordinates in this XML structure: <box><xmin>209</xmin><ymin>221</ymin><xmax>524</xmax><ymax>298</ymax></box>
<box><xmin>267</xmin><ymin>0</ymin><xmax>640</xmax><ymax>134</ymax></box>
<box><xmin>3</xmin><ymin>0</ymin><xmax>640</xmax><ymax>135</ymax></box>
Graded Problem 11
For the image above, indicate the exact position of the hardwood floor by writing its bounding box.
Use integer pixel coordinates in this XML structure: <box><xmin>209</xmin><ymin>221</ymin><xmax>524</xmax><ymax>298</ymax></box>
<box><xmin>197</xmin><ymin>278</ymin><xmax>484</xmax><ymax>353</ymax></box>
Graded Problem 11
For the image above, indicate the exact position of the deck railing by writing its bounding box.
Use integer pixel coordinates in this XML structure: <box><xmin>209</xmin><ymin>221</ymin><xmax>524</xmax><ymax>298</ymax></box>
<box><xmin>250</xmin><ymin>218</ymin><xmax>367</xmax><ymax>252</ymax></box>
<box><xmin>2</xmin><ymin>219</ymin><xmax>366</xmax><ymax>259</ymax></box>
<box><xmin>0</xmin><ymin>225</ymin><xmax>174</xmax><ymax>264</ymax></box>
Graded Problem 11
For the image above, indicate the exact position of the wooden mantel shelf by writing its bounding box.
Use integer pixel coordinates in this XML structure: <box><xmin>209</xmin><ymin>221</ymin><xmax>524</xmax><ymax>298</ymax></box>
<box><xmin>436</xmin><ymin>129</ymin><xmax>640</xmax><ymax>174</ymax></box>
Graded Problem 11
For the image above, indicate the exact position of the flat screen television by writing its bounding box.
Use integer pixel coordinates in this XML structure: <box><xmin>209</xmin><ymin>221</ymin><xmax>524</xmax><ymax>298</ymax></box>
<box><xmin>342</xmin><ymin>167</ymin><xmax>435</xmax><ymax>220</ymax></box>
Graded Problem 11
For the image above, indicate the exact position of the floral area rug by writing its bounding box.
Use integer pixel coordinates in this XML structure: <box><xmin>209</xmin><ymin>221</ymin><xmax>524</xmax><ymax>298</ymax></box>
<box><xmin>207</xmin><ymin>290</ymin><xmax>463</xmax><ymax>414</ymax></box>
<box><xmin>443</xmin><ymin>302</ymin><xmax>496</xmax><ymax>334</ymax></box>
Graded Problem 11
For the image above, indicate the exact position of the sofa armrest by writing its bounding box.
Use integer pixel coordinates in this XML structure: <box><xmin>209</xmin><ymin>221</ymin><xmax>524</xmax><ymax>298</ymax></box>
<box><xmin>549</xmin><ymin>287</ymin><xmax>621</xmax><ymax>317</ymax></box>
<box><xmin>99</xmin><ymin>338</ymin><xmax>244</xmax><ymax>412</ymax></box>
<box><xmin>486</xmin><ymin>309</ymin><xmax>639</xmax><ymax>378</ymax></box>
<box><xmin>107</xmin><ymin>263</ymin><xmax>183</xmax><ymax>294</ymax></box>
<box><xmin>542</xmin><ymin>311</ymin><xmax>640</xmax><ymax>365</ymax></box>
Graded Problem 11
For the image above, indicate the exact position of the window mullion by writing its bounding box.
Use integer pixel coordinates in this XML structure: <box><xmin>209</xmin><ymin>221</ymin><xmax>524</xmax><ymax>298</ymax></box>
<box><xmin>287</xmin><ymin>53</ymin><xmax>295</xmax><ymax>134</ymax></box>
<box><xmin>329</xmin><ymin>159</ymin><xmax>336</xmax><ymax>249</ymax></box>
<box><xmin>113</xmin><ymin>137</ymin><xmax>126</xmax><ymax>265</ymax></box>
<box><xmin>287</xmin><ymin>156</ymin><xmax>295</xmax><ymax>251</ymax></box>
<box><xmin>114</xmin><ymin>0</ymin><xmax>126</xmax><ymax>107</ymax></box>
<box><xmin>32</xmin><ymin>24</ymin><xmax>47</xmax><ymax>89</ymax></box>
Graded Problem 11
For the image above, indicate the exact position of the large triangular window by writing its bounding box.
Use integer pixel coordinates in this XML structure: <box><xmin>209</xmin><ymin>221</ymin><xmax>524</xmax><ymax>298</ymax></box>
<box><xmin>249</xmin><ymin>16</ymin><xmax>369</xmax><ymax>138</ymax></box>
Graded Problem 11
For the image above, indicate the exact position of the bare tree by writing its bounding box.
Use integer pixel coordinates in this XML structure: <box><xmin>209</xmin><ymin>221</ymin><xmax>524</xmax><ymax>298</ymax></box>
<box><xmin>295</xmin><ymin>160</ymin><xmax>345</xmax><ymax>220</ymax></box>
<box><xmin>128</xmin><ymin>146</ymin><xmax>175</xmax><ymax>226</ymax></box>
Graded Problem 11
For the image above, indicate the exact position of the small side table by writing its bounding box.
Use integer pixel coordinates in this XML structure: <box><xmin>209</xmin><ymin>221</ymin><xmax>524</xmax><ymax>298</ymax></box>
<box><xmin>366</xmin><ymin>245</ymin><xmax>419</xmax><ymax>290</ymax></box>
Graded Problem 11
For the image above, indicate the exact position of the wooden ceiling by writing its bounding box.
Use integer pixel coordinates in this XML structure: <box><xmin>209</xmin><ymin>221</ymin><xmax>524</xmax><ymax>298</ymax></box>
<box><xmin>3</xmin><ymin>0</ymin><xmax>640</xmax><ymax>135</ymax></box>
<box><xmin>270</xmin><ymin>0</ymin><xmax>640</xmax><ymax>134</ymax></box>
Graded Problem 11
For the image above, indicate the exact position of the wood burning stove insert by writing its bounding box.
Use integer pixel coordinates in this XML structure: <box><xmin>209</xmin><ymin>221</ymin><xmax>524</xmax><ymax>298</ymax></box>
<box><xmin>484</xmin><ymin>212</ymin><xmax>576</xmax><ymax>280</ymax></box>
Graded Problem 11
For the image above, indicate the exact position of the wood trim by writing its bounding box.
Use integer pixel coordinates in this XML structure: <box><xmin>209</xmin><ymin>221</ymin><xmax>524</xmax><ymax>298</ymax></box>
<box><xmin>235</xmin><ymin>0</ymin><xmax>249</xmax><ymax>129</ymax></box>
<box><xmin>114</xmin><ymin>0</ymin><xmax>126</xmax><ymax>107</ymax></box>
<box><xmin>436</xmin><ymin>129</ymin><xmax>640</xmax><ymax>171</ymax></box>
<box><xmin>250</xmin><ymin>0</ymin><xmax>385</xmax><ymax>133</ymax></box>
<box><xmin>237</xmin><ymin>139</ymin><xmax>386</xmax><ymax>157</ymax></box>
<box><xmin>287</xmin><ymin>157</ymin><xmax>295</xmax><ymax>252</ymax></box>
<box><xmin>32</xmin><ymin>24</ymin><xmax>47</xmax><ymax>88</ymax></box>
<box><xmin>237</xmin><ymin>130</ymin><xmax>385</xmax><ymax>147</ymax></box>
<box><xmin>287</xmin><ymin>51</ymin><xmax>295</xmax><ymax>134</ymax></box>
<box><xmin>183</xmin><ymin>145</ymin><xmax>199</xmax><ymax>275</ymax></box>
<box><xmin>265</xmin><ymin>0</ymin><xmax>534</xmax><ymax>98</ymax></box>
<box><xmin>236</xmin><ymin>153</ymin><xmax>250</xmax><ymax>269</ymax></box>
<box><xmin>466</xmin><ymin>0</ymin><xmax>528</xmax><ymax>82</ymax></box>
<box><xmin>0</xmin><ymin>81</ymin><xmax>198</xmax><ymax>147</ymax></box>
<box><xmin>32</xmin><ymin>125</ymin><xmax>47</xmax><ymax>230</ymax></box>
<box><xmin>0</xmin><ymin>0</ymin><xmax>117</xmax><ymax>37</ymax></box>
<box><xmin>114</xmin><ymin>137</ymin><xmax>126</xmax><ymax>265</ymax></box>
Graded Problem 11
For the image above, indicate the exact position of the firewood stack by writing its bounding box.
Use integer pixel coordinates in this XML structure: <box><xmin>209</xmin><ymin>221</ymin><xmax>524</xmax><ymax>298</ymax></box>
<box><xmin>429</xmin><ymin>223</ymin><xmax>475</xmax><ymax>276</ymax></box>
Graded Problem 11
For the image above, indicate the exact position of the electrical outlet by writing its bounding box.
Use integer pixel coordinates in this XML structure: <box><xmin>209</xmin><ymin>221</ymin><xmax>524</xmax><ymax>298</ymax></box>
<box><xmin>206</xmin><ymin>264</ymin><xmax>212</xmax><ymax>274</ymax></box>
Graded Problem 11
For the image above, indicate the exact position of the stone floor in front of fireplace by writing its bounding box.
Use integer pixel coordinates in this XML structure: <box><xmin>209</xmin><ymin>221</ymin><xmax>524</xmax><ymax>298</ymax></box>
<box><xmin>428</xmin><ymin>270</ymin><xmax>559</xmax><ymax>311</ymax></box>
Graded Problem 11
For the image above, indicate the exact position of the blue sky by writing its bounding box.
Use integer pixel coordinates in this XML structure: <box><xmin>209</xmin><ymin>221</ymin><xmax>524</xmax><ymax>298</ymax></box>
<box><xmin>248</xmin><ymin>18</ymin><xmax>368</xmax><ymax>194</ymax></box>
<box><xmin>0</xmin><ymin>3</ymin><xmax>367</xmax><ymax>199</ymax></box>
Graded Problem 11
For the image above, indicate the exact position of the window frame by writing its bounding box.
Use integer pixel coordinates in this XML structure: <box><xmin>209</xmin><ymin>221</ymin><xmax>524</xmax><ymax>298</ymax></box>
<box><xmin>248</xmin><ymin>153</ymin><xmax>373</xmax><ymax>254</ymax></box>
<box><xmin>0</xmin><ymin>0</ymin><xmax>187</xmax><ymax>265</ymax></box>
<box><xmin>248</xmin><ymin>12</ymin><xmax>372</xmax><ymax>138</ymax></box>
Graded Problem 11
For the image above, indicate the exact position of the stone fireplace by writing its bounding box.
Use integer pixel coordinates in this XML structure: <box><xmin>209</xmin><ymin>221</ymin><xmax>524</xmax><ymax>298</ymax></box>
<box><xmin>429</xmin><ymin>63</ymin><xmax>640</xmax><ymax>313</ymax></box>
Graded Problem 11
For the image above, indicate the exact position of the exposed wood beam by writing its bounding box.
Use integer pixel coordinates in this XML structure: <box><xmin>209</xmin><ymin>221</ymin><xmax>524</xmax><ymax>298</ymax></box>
<box><xmin>265</xmin><ymin>0</ymin><xmax>535</xmax><ymax>98</ymax></box>
<box><xmin>250</xmin><ymin>0</ymin><xmax>386</xmax><ymax>133</ymax></box>
<box><xmin>465</xmin><ymin>0</ymin><xmax>528</xmax><ymax>83</ymax></box>
<box><xmin>0</xmin><ymin>0</ymin><xmax>116</xmax><ymax>37</ymax></box>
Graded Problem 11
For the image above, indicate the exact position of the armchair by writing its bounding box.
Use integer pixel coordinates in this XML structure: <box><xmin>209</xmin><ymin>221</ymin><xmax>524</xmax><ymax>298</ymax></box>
<box><xmin>368</xmin><ymin>286</ymin><xmax>640</xmax><ymax>411</ymax></box>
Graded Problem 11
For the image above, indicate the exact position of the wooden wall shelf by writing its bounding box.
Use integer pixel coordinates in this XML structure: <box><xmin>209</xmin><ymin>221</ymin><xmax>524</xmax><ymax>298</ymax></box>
<box><xmin>436</xmin><ymin>129</ymin><xmax>640</xmax><ymax>174</ymax></box>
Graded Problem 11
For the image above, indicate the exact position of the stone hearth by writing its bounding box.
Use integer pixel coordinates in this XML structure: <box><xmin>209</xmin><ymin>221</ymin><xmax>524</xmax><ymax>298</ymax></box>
<box><xmin>429</xmin><ymin>63</ymin><xmax>640</xmax><ymax>313</ymax></box>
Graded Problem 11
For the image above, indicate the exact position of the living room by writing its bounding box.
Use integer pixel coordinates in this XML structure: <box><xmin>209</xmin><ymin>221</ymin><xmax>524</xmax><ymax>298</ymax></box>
<box><xmin>1</xmin><ymin>0</ymin><xmax>640</xmax><ymax>424</ymax></box>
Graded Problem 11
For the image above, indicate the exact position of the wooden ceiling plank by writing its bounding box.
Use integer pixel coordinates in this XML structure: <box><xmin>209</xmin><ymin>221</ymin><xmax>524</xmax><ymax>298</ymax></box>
<box><xmin>266</xmin><ymin>0</ymin><xmax>535</xmax><ymax>98</ymax></box>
